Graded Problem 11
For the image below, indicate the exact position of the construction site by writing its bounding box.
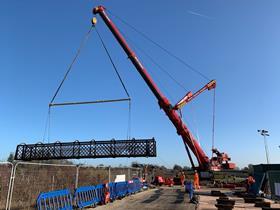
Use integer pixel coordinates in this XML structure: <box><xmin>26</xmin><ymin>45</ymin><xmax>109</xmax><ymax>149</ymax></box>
<box><xmin>1</xmin><ymin>1</ymin><xmax>280</xmax><ymax>210</ymax></box>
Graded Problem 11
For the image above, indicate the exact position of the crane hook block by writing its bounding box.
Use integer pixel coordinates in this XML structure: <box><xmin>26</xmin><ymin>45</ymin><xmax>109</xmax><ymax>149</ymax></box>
<box><xmin>91</xmin><ymin>17</ymin><xmax>97</xmax><ymax>26</ymax></box>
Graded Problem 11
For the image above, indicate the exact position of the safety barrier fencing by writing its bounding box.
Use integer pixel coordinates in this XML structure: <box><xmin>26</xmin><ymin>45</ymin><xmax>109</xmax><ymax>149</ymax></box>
<box><xmin>0</xmin><ymin>161</ymin><xmax>141</xmax><ymax>210</ymax></box>
<box><xmin>115</xmin><ymin>181</ymin><xmax>128</xmax><ymax>198</ymax></box>
<box><xmin>94</xmin><ymin>184</ymin><xmax>106</xmax><ymax>204</ymax></box>
<box><xmin>128</xmin><ymin>179</ymin><xmax>142</xmax><ymax>194</ymax></box>
<box><xmin>108</xmin><ymin>182</ymin><xmax>117</xmax><ymax>200</ymax></box>
<box><xmin>37</xmin><ymin>179</ymin><xmax>142</xmax><ymax>209</ymax></box>
<box><xmin>7</xmin><ymin>162</ymin><xmax>77</xmax><ymax>210</ymax></box>
<box><xmin>74</xmin><ymin>185</ymin><xmax>97</xmax><ymax>208</ymax></box>
<box><xmin>37</xmin><ymin>189</ymin><xmax>73</xmax><ymax>210</ymax></box>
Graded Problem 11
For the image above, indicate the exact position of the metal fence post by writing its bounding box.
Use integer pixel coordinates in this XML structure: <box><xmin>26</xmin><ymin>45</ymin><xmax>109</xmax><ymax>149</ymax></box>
<box><xmin>128</xmin><ymin>167</ymin><xmax>131</xmax><ymax>180</ymax></box>
<box><xmin>75</xmin><ymin>165</ymin><xmax>80</xmax><ymax>189</ymax></box>
<box><xmin>140</xmin><ymin>168</ymin><xmax>143</xmax><ymax>179</ymax></box>
<box><xmin>8</xmin><ymin>162</ymin><xmax>19</xmax><ymax>210</ymax></box>
<box><xmin>7</xmin><ymin>162</ymin><xmax>77</xmax><ymax>210</ymax></box>
<box><xmin>0</xmin><ymin>162</ymin><xmax>14</xmax><ymax>210</ymax></box>
<box><xmin>108</xmin><ymin>166</ymin><xmax>111</xmax><ymax>183</ymax></box>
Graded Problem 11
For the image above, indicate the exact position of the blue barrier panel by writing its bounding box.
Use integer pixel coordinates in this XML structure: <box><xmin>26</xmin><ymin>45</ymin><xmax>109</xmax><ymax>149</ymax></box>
<box><xmin>127</xmin><ymin>178</ymin><xmax>142</xmax><ymax>194</ymax></box>
<box><xmin>127</xmin><ymin>180</ymin><xmax>135</xmax><ymax>195</ymax></box>
<box><xmin>134</xmin><ymin>179</ymin><xmax>142</xmax><ymax>192</ymax></box>
<box><xmin>36</xmin><ymin>189</ymin><xmax>73</xmax><ymax>210</ymax></box>
<box><xmin>108</xmin><ymin>182</ymin><xmax>117</xmax><ymax>201</ymax></box>
<box><xmin>37</xmin><ymin>180</ymin><xmax>142</xmax><ymax>210</ymax></box>
<box><xmin>115</xmin><ymin>181</ymin><xmax>128</xmax><ymax>198</ymax></box>
<box><xmin>95</xmin><ymin>184</ymin><xmax>105</xmax><ymax>204</ymax></box>
<box><xmin>74</xmin><ymin>185</ymin><xmax>97</xmax><ymax>208</ymax></box>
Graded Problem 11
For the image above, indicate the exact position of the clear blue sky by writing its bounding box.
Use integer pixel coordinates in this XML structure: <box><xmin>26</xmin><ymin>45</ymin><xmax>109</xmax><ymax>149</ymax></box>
<box><xmin>1</xmin><ymin>0</ymin><xmax>279</xmax><ymax>168</ymax></box>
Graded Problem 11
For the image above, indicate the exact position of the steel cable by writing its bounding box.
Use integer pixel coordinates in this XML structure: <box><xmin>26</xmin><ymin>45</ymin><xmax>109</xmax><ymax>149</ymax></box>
<box><xmin>107</xmin><ymin>9</ymin><xmax>211</xmax><ymax>81</ymax></box>
<box><xmin>49</xmin><ymin>26</ymin><xmax>94</xmax><ymax>105</ymax></box>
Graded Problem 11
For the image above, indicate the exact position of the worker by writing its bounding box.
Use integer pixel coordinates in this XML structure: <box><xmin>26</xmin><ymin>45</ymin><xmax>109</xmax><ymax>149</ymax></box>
<box><xmin>193</xmin><ymin>170</ymin><xmax>200</xmax><ymax>189</ymax></box>
<box><xmin>246</xmin><ymin>174</ymin><xmax>255</xmax><ymax>193</ymax></box>
<box><xmin>185</xmin><ymin>180</ymin><xmax>194</xmax><ymax>200</ymax></box>
<box><xmin>180</xmin><ymin>171</ymin><xmax>186</xmax><ymax>187</ymax></box>
<box><xmin>104</xmin><ymin>183</ymin><xmax>110</xmax><ymax>204</ymax></box>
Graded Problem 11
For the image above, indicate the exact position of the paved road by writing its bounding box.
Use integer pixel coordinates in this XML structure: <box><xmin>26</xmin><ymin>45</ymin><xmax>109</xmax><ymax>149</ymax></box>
<box><xmin>91</xmin><ymin>186</ymin><xmax>196</xmax><ymax>210</ymax></box>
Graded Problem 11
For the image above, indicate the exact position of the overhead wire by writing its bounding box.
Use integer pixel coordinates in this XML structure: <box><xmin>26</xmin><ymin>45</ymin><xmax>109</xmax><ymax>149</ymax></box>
<box><xmin>107</xmin><ymin>9</ymin><xmax>211</xmax><ymax>81</ymax></box>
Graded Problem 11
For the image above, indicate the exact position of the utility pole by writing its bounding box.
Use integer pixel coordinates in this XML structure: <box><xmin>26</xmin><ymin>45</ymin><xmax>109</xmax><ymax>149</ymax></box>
<box><xmin>257</xmin><ymin>129</ymin><xmax>270</xmax><ymax>164</ymax></box>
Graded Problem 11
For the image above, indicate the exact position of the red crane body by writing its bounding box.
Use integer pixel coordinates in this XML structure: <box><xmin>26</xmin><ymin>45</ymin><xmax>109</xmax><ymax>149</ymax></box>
<box><xmin>93</xmin><ymin>6</ymin><xmax>234</xmax><ymax>170</ymax></box>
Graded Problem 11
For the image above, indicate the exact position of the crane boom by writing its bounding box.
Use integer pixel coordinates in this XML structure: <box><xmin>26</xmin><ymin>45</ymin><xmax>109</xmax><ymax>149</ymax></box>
<box><xmin>93</xmin><ymin>6</ymin><xmax>210</xmax><ymax>170</ymax></box>
<box><xmin>174</xmin><ymin>80</ymin><xmax>216</xmax><ymax>110</ymax></box>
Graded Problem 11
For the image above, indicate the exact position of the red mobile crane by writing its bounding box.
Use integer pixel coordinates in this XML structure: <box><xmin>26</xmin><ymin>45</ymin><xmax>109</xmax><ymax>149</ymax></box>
<box><xmin>93</xmin><ymin>6</ymin><xmax>235</xmax><ymax>171</ymax></box>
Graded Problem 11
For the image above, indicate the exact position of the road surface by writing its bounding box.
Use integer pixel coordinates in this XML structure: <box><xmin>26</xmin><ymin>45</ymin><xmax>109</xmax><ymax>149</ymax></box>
<box><xmin>91</xmin><ymin>186</ymin><xmax>196</xmax><ymax>210</ymax></box>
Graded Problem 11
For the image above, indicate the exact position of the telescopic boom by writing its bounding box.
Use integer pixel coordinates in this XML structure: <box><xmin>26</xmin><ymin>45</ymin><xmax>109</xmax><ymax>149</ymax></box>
<box><xmin>93</xmin><ymin>6</ymin><xmax>211</xmax><ymax>170</ymax></box>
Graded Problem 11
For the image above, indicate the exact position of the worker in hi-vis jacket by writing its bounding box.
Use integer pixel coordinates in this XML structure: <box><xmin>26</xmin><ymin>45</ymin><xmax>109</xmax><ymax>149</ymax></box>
<box><xmin>193</xmin><ymin>170</ymin><xmax>200</xmax><ymax>189</ymax></box>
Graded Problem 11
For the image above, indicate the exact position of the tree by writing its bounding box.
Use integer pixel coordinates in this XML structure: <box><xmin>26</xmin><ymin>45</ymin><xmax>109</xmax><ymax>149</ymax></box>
<box><xmin>7</xmin><ymin>152</ymin><xmax>14</xmax><ymax>163</ymax></box>
<box><xmin>183</xmin><ymin>166</ymin><xmax>191</xmax><ymax>171</ymax></box>
<box><xmin>242</xmin><ymin>164</ymin><xmax>254</xmax><ymax>174</ymax></box>
<box><xmin>247</xmin><ymin>164</ymin><xmax>254</xmax><ymax>174</ymax></box>
<box><xmin>173</xmin><ymin>164</ymin><xmax>182</xmax><ymax>171</ymax></box>
<box><xmin>131</xmin><ymin>161</ymin><xmax>143</xmax><ymax>168</ymax></box>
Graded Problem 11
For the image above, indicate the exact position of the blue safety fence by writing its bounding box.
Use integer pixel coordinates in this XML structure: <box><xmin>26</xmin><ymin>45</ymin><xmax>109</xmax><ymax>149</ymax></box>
<box><xmin>134</xmin><ymin>178</ymin><xmax>142</xmax><ymax>192</ymax></box>
<box><xmin>95</xmin><ymin>184</ymin><xmax>105</xmax><ymax>204</ymax></box>
<box><xmin>74</xmin><ymin>184</ymin><xmax>107</xmax><ymax>208</ymax></box>
<box><xmin>115</xmin><ymin>181</ymin><xmax>129</xmax><ymax>197</ymax></box>
<box><xmin>108</xmin><ymin>182</ymin><xmax>117</xmax><ymax>200</ymax></box>
<box><xmin>128</xmin><ymin>179</ymin><xmax>142</xmax><ymax>194</ymax></box>
<box><xmin>74</xmin><ymin>185</ymin><xmax>97</xmax><ymax>208</ymax></box>
<box><xmin>37</xmin><ymin>189</ymin><xmax>73</xmax><ymax>210</ymax></box>
<box><xmin>37</xmin><ymin>179</ymin><xmax>142</xmax><ymax>210</ymax></box>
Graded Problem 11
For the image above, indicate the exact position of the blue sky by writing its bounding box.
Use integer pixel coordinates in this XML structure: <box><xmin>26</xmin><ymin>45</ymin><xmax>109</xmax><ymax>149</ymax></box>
<box><xmin>1</xmin><ymin>0</ymin><xmax>279</xmax><ymax>168</ymax></box>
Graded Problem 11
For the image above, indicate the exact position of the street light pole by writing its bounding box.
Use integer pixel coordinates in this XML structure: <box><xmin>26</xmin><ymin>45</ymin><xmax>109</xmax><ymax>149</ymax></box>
<box><xmin>257</xmin><ymin>129</ymin><xmax>270</xmax><ymax>164</ymax></box>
